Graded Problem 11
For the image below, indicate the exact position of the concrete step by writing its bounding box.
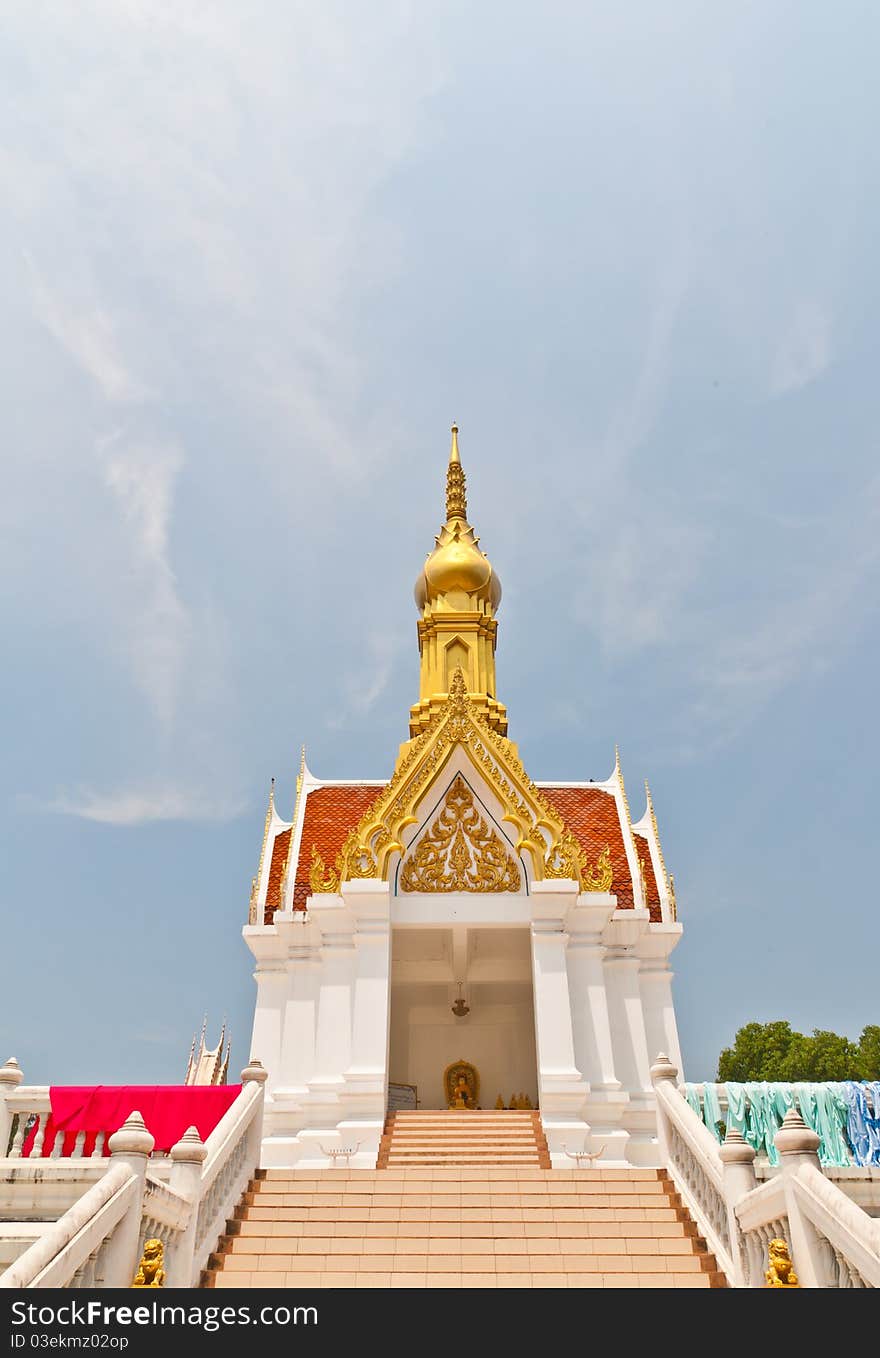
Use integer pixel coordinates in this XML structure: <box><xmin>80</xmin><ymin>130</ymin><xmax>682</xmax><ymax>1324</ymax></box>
<box><xmin>201</xmin><ymin>1166</ymin><xmax>728</xmax><ymax>1289</ymax></box>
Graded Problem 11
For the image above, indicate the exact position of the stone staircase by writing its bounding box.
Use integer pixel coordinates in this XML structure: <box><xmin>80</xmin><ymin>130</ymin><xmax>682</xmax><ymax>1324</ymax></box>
<box><xmin>377</xmin><ymin>1110</ymin><xmax>550</xmax><ymax>1167</ymax></box>
<box><xmin>203</xmin><ymin>1165</ymin><xmax>727</xmax><ymax>1289</ymax></box>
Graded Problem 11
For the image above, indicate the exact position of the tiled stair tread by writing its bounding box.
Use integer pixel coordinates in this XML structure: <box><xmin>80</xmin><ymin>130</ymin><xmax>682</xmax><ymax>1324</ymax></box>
<box><xmin>376</xmin><ymin>1110</ymin><xmax>550</xmax><ymax>1170</ymax></box>
<box><xmin>203</xmin><ymin>1166</ymin><xmax>727</xmax><ymax>1289</ymax></box>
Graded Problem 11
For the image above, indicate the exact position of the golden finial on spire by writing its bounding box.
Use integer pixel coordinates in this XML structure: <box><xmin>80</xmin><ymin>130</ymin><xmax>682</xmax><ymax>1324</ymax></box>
<box><xmin>446</xmin><ymin>423</ymin><xmax>468</xmax><ymax>521</ymax></box>
<box><xmin>410</xmin><ymin>425</ymin><xmax>507</xmax><ymax>737</ymax></box>
<box><xmin>250</xmin><ymin>776</ymin><xmax>276</xmax><ymax>925</ymax></box>
<box><xmin>645</xmin><ymin>780</ymin><xmax>675</xmax><ymax>919</ymax></box>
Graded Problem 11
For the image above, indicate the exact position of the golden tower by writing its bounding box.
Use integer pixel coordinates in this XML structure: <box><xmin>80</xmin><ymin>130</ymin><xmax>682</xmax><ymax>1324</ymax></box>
<box><xmin>410</xmin><ymin>426</ymin><xmax>508</xmax><ymax>737</ymax></box>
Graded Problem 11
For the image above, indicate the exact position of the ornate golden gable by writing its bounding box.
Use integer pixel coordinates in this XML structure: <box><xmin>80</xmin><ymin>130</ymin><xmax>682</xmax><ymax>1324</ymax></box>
<box><xmin>308</xmin><ymin>669</ymin><xmax>612</xmax><ymax>895</ymax></box>
<box><xmin>400</xmin><ymin>774</ymin><xmax>521</xmax><ymax>893</ymax></box>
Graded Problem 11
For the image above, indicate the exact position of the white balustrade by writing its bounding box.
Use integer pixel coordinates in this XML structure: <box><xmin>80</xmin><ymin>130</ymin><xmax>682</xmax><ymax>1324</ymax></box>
<box><xmin>650</xmin><ymin>1054</ymin><xmax>735</xmax><ymax>1281</ymax></box>
<box><xmin>651</xmin><ymin>1054</ymin><xmax>880</xmax><ymax>1288</ymax></box>
<box><xmin>0</xmin><ymin>1059</ymin><xmax>267</xmax><ymax>1291</ymax></box>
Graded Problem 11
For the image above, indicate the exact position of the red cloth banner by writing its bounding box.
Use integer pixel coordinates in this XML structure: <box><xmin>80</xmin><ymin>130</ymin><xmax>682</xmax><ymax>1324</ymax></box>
<box><xmin>22</xmin><ymin>1085</ymin><xmax>241</xmax><ymax>1158</ymax></box>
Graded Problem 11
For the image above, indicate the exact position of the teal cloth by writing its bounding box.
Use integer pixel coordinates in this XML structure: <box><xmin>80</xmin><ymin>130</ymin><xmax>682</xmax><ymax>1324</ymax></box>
<box><xmin>742</xmin><ymin>1082</ymin><xmax>787</xmax><ymax>1163</ymax></box>
<box><xmin>724</xmin><ymin>1083</ymin><xmax>748</xmax><ymax>1141</ymax></box>
<box><xmin>702</xmin><ymin>1083</ymin><xmax>724</xmax><ymax>1141</ymax></box>
<box><xmin>717</xmin><ymin>1082</ymin><xmax>849</xmax><ymax>1165</ymax></box>
<box><xmin>796</xmin><ymin>1083</ymin><xmax>851</xmax><ymax>1166</ymax></box>
<box><xmin>683</xmin><ymin>1083</ymin><xmax>703</xmax><ymax>1120</ymax></box>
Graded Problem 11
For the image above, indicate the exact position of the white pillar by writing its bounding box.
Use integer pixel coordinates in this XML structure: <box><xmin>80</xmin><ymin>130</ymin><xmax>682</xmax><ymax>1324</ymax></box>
<box><xmin>565</xmin><ymin>897</ymin><xmax>630</xmax><ymax>1161</ymax></box>
<box><xmin>340</xmin><ymin>882</ymin><xmax>391</xmax><ymax>1161</ymax></box>
<box><xmin>604</xmin><ymin>948</ymin><xmax>652</xmax><ymax>1095</ymax></box>
<box><xmin>636</xmin><ymin>923</ymin><xmax>685</xmax><ymax>1081</ymax></box>
<box><xmin>247</xmin><ymin>963</ymin><xmax>288</xmax><ymax>1098</ymax></box>
<box><xmin>343</xmin><ymin>882</ymin><xmax>391</xmax><ymax>1095</ymax></box>
<box><xmin>529</xmin><ymin>882</ymin><xmax>590</xmax><ymax>1156</ymax></box>
<box><xmin>565</xmin><ymin>896</ymin><xmax>620</xmax><ymax>1090</ymax></box>
<box><xmin>308</xmin><ymin>897</ymin><xmax>355</xmax><ymax>1094</ymax></box>
<box><xmin>279</xmin><ymin>955</ymin><xmax>319</xmax><ymax>1093</ymax></box>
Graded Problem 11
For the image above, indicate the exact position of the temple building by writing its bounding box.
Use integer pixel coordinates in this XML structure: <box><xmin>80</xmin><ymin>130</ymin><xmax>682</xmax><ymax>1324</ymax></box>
<box><xmin>244</xmin><ymin>427</ymin><xmax>684</xmax><ymax>1168</ymax></box>
<box><xmin>184</xmin><ymin>1020</ymin><xmax>230</xmax><ymax>1086</ymax></box>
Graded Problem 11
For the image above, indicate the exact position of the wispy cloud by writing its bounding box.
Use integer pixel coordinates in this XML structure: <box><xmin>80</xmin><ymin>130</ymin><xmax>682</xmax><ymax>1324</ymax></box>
<box><xmin>327</xmin><ymin>630</ymin><xmax>407</xmax><ymax>730</ymax></box>
<box><xmin>689</xmin><ymin>475</ymin><xmax>880</xmax><ymax>748</ymax></box>
<box><xmin>26</xmin><ymin>785</ymin><xmax>245</xmax><ymax>827</ymax></box>
<box><xmin>26</xmin><ymin>253</ymin><xmax>146</xmax><ymax>404</ymax></box>
<box><xmin>101</xmin><ymin>433</ymin><xmax>190</xmax><ymax>730</ymax></box>
<box><xmin>771</xmin><ymin>299</ymin><xmax>832</xmax><ymax>395</ymax></box>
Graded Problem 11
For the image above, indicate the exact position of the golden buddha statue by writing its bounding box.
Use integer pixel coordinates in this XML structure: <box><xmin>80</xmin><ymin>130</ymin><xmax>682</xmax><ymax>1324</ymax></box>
<box><xmin>451</xmin><ymin>1075</ymin><xmax>472</xmax><ymax>1108</ymax></box>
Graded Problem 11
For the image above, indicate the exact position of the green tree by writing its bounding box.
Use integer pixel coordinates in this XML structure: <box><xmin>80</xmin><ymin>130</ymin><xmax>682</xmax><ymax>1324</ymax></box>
<box><xmin>717</xmin><ymin>1021</ymin><xmax>796</xmax><ymax>1082</ymax></box>
<box><xmin>782</xmin><ymin>1029</ymin><xmax>860</xmax><ymax>1081</ymax></box>
<box><xmin>857</xmin><ymin>1025</ymin><xmax>880</xmax><ymax>1080</ymax></box>
<box><xmin>717</xmin><ymin>1020</ymin><xmax>874</xmax><ymax>1081</ymax></box>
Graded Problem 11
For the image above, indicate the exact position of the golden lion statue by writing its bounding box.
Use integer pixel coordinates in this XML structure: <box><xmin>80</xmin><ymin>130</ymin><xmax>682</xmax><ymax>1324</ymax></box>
<box><xmin>765</xmin><ymin>1237</ymin><xmax>799</xmax><ymax>1288</ymax></box>
<box><xmin>131</xmin><ymin>1237</ymin><xmax>166</xmax><ymax>1288</ymax></box>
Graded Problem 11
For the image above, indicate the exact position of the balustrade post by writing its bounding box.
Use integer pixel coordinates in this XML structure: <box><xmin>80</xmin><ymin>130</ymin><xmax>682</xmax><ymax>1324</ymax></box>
<box><xmin>0</xmin><ymin>1058</ymin><xmax>24</xmax><ymax>1156</ymax></box>
<box><xmin>649</xmin><ymin>1052</ymin><xmax>678</xmax><ymax>1166</ymax></box>
<box><xmin>774</xmin><ymin>1107</ymin><xmax>824</xmax><ymax>1288</ymax></box>
<box><xmin>719</xmin><ymin>1127</ymin><xmax>757</xmax><ymax>1287</ymax></box>
<box><xmin>241</xmin><ymin>1059</ymin><xmax>268</xmax><ymax>1168</ymax></box>
<box><xmin>167</xmin><ymin>1127</ymin><xmax>207</xmax><ymax>1288</ymax></box>
<box><xmin>105</xmin><ymin>1112</ymin><xmax>155</xmax><ymax>1288</ymax></box>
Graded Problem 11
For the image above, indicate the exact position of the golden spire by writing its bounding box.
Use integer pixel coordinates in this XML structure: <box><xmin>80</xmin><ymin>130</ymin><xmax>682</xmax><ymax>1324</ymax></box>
<box><xmin>250</xmin><ymin>777</ymin><xmax>275</xmax><ymax>924</ymax></box>
<box><xmin>446</xmin><ymin>424</ymin><xmax>467</xmax><ymax>520</ymax></box>
<box><xmin>410</xmin><ymin>425</ymin><xmax>507</xmax><ymax>738</ymax></box>
<box><xmin>645</xmin><ymin>780</ymin><xmax>675</xmax><ymax>919</ymax></box>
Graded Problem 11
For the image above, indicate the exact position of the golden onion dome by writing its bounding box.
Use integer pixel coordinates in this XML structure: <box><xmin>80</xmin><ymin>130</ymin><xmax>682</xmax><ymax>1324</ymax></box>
<box><xmin>414</xmin><ymin>426</ymin><xmax>502</xmax><ymax>610</ymax></box>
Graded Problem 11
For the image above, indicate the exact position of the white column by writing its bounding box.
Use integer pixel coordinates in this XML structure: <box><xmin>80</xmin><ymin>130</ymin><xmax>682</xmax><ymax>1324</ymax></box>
<box><xmin>529</xmin><ymin>882</ymin><xmax>590</xmax><ymax>1157</ymax></box>
<box><xmin>341</xmin><ymin>882</ymin><xmax>391</xmax><ymax>1158</ymax></box>
<box><xmin>343</xmin><ymin>882</ymin><xmax>391</xmax><ymax>1089</ymax></box>
<box><xmin>640</xmin><ymin>959</ymin><xmax>684</xmax><ymax>1078</ymax></box>
<box><xmin>604</xmin><ymin>948</ymin><xmax>652</xmax><ymax>1096</ymax></box>
<box><xmin>311</xmin><ymin>948</ymin><xmax>354</xmax><ymax>1086</ymax></box>
<box><xmin>635</xmin><ymin>923</ymin><xmax>685</xmax><ymax>1077</ymax></box>
<box><xmin>565</xmin><ymin>895</ymin><xmax>620</xmax><ymax>1090</ymax></box>
<box><xmin>248</xmin><ymin>966</ymin><xmax>288</xmax><ymax>1099</ymax></box>
<box><xmin>243</xmin><ymin>924</ymin><xmax>298</xmax><ymax>1100</ymax></box>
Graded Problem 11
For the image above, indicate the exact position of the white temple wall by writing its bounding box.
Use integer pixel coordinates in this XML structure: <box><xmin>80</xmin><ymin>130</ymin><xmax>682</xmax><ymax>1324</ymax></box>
<box><xmin>389</xmin><ymin>981</ymin><xmax>538</xmax><ymax>1110</ymax></box>
<box><xmin>244</xmin><ymin>878</ymin><xmax>684</xmax><ymax>1168</ymax></box>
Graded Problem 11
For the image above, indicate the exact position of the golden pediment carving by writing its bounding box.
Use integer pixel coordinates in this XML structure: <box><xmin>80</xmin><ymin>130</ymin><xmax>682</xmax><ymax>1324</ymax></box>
<box><xmin>310</xmin><ymin>668</ymin><xmax>613</xmax><ymax>895</ymax></box>
<box><xmin>400</xmin><ymin>775</ymin><xmax>520</xmax><ymax>893</ymax></box>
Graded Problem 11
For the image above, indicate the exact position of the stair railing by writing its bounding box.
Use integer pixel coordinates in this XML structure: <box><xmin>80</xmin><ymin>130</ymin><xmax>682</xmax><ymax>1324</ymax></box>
<box><xmin>0</xmin><ymin>1061</ymin><xmax>267</xmax><ymax>1290</ymax></box>
<box><xmin>651</xmin><ymin>1054</ymin><xmax>880</xmax><ymax>1288</ymax></box>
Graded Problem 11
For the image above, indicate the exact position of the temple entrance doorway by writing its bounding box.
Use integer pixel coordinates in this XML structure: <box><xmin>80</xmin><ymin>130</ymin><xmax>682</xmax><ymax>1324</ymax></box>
<box><xmin>388</xmin><ymin>926</ymin><xmax>538</xmax><ymax>1111</ymax></box>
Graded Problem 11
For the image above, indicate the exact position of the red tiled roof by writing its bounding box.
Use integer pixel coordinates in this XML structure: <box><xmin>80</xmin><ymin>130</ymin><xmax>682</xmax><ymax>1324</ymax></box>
<box><xmin>291</xmin><ymin>785</ymin><xmax>385</xmax><ymax>912</ymax></box>
<box><xmin>264</xmin><ymin>828</ymin><xmax>291</xmax><ymax>924</ymax></box>
<box><xmin>540</xmin><ymin>786</ymin><xmax>634</xmax><ymax>910</ymax></box>
<box><xmin>634</xmin><ymin>830</ymin><xmax>663</xmax><ymax>923</ymax></box>
<box><xmin>275</xmin><ymin>780</ymin><xmax>650</xmax><ymax>917</ymax></box>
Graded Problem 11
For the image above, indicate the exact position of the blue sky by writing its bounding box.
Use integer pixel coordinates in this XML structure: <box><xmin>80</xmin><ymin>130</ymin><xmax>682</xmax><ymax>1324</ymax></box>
<box><xmin>2</xmin><ymin>2</ymin><xmax>878</xmax><ymax>1085</ymax></box>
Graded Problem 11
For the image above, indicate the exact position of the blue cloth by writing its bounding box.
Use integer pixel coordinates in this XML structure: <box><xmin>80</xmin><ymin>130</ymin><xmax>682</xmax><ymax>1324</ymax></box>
<box><xmin>840</xmin><ymin>1082</ymin><xmax>872</xmax><ymax>1166</ymax></box>
<box><xmin>869</xmin><ymin>1085</ymin><xmax>880</xmax><ymax>1165</ymax></box>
